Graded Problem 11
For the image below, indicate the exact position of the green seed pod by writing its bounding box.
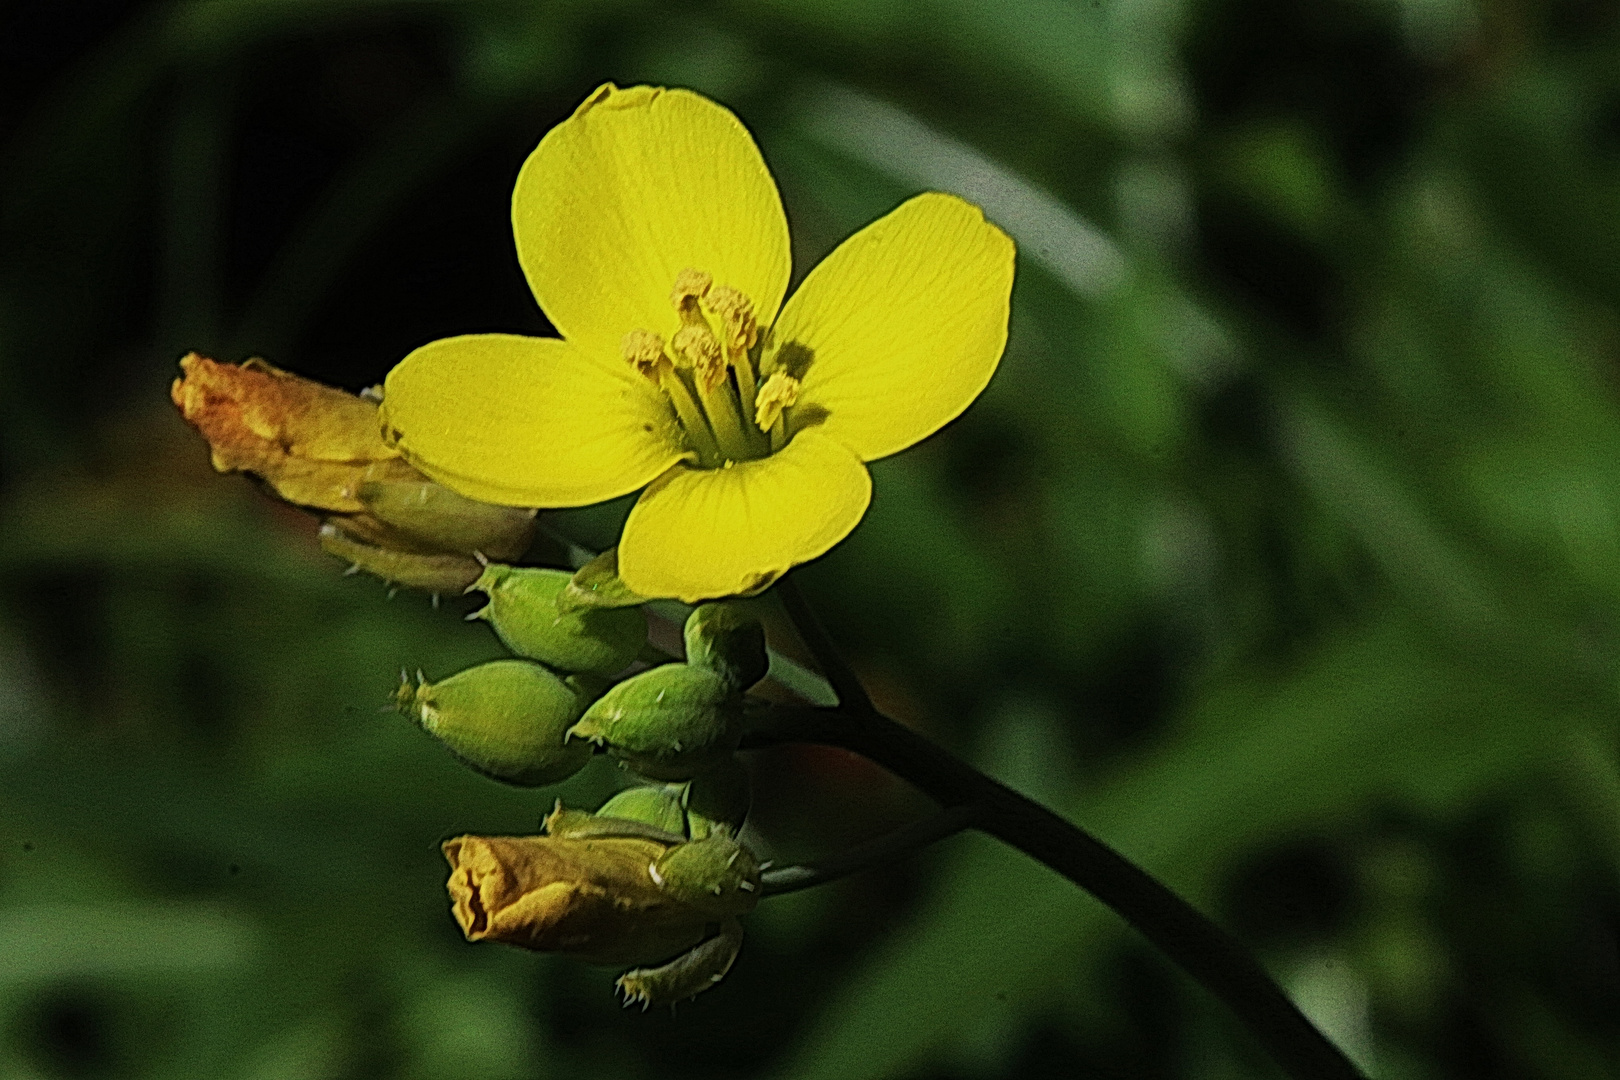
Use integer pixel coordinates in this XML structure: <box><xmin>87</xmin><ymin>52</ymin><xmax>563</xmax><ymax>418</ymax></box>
<box><xmin>356</xmin><ymin>477</ymin><xmax>535</xmax><ymax>561</ymax></box>
<box><xmin>558</xmin><ymin>548</ymin><xmax>648</xmax><ymax>612</ymax></box>
<box><xmin>468</xmin><ymin>564</ymin><xmax>647</xmax><ymax>676</ymax></box>
<box><xmin>321</xmin><ymin>522</ymin><xmax>482</xmax><ymax>592</ymax></box>
<box><xmin>395</xmin><ymin>659</ymin><xmax>589</xmax><ymax>786</ymax></box>
<box><xmin>651</xmin><ymin>834</ymin><xmax>761</xmax><ymax>919</ymax></box>
<box><xmin>684</xmin><ymin>602</ymin><xmax>768</xmax><ymax>691</ymax></box>
<box><xmin>597</xmin><ymin>785</ymin><xmax>690</xmax><ymax>836</ymax></box>
<box><xmin>569</xmin><ymin>664</ymin><xmax>742</xmax><ymax>780</ymax></box>
<box><xmin>684</xmin><ymin>757</ymin><xmax>751</xmax><ymax>840</ymax></box>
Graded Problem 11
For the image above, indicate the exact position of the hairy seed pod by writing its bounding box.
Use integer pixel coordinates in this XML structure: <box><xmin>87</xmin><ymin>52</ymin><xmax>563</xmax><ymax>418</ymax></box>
<box><xmin>468</xmin><ymin>564</ymin><xmax>646</xmax><ymax>676</ymax></box>
<box><xmin>396</xmin><ymin>659</ymin><xmax>589</xmax><ymax>786</ymax></box>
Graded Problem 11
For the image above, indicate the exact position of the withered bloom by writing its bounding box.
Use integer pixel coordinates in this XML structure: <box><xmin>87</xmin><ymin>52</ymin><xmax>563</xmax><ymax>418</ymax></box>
<box><xmin>444</xmin><ymin>833</ymin><xmax>711</xmax><ymax>965</ymax></box>
<box><xmin>171</xmin><ymin>353</ymin><xmax>535</xmax><ymax>590</ymax></box>
<box><xmin>444</xmin><ymin>805</ymin><xmax>760</xmax><ymax>1006</ymax></box>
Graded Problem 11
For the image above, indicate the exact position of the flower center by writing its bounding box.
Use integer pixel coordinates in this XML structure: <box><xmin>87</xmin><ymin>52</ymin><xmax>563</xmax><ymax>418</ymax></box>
<box><xmin>621</xmin><ymin>269</ymin><xmax>800</xmax><ymax>468</ymax></box>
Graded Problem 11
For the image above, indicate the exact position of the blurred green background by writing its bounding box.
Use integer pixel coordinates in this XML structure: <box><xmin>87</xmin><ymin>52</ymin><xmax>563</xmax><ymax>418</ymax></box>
<box><xmin>2</xmin><ymin>1</ymin><xmax>1619</xmax><ymax>1077</ymax></box>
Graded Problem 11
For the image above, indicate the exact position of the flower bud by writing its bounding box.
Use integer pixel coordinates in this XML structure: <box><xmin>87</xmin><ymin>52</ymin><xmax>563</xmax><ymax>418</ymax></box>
<box><xmin>683</xmin><ymin>757</ymin><xmax>751</xmax><ymax>840</ymax></box>
<box><xmin>468</xmin><ymin>564</ymin><xmax>646</xmax><ymax>676</ymax></box>
<box><xmin>651</xmin><ymin>833</ymin><xmax>761</xmax><ymax>919</ymax></box>
<box><xmin>683</xmin><ymin>602</ymin><xmax>768</xmax><ymax>690</ymax></box>
<box><xmin>557</xmin><ymin>548</ymin><xmax>649</xmax><ymax>612</ymax></box>
<box><xmin>596</xmin><ymin>785</ymin><xmax>690</xmax><ymax>836</ymax></box>
<box><xmin>569</xmin><ymin>664</ymin><xmax>743</xmax><ymax>780</ymax></box>
<box><xmin>396</xmin><ymin>659</ymin><xmax>589</xmax><ymax>786</ymax></box>
<box><xmin>356</xmin><ymin>478</ymin><xmax>534</xmax><ymax>562</ymax></box>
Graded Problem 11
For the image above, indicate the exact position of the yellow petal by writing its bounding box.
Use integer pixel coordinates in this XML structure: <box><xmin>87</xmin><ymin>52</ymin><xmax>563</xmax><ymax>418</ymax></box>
<box><xmin>767</xmin><ymin>193</ymin><xmax>1015</xmax><ymax>462</ymax></box>
<box><xmin>618</xmin><ymin>431</ymin><xmax>872</xmax><ymax>602</ymax></box>
<box><xmin>514</xmin><ymin>84</ymin><xmax>791</xmax><ymax>359</ymax></box>
<box><xmin>381</xmin><ymin>334</ymin><xmax>681</xmax><ymax>507</ymax></box>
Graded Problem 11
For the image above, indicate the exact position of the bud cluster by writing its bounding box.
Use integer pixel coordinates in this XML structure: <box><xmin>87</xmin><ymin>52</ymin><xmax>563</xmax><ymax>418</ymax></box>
<box><xmin>170</xmin><ymin>353</ymin><xmax>780</xmax><ymax>1008</ymax></box>
<box><xmin>397</xmin><ymin>549</ymin><xmax>773</xmax><ymax>1005</ymax></box>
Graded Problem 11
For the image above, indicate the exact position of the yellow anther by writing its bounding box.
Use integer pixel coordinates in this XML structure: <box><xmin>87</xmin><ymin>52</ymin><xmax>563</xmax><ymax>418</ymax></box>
<box><xmin>753</xmin><ymin>371</ymin><xmax>800</xmax><ymax>432</ymax></box>
<box><xmin>670</xmin><ymin>268</ymin><xmax>713</xmax><ymax>314</ymax></box>
<box><xmin>672</xmin><ymin>324</ymin><xmax>725</xmax><ymax>390</ymax></box>
<box><xmin>707</xmin><ymin>285</ymin><xmax>758</xmax><ymax>353</ymax></box>
<box><xmin>622</xmin><ymin>329</ymin><xmax>669</xmax><ymax>379</ymax></box>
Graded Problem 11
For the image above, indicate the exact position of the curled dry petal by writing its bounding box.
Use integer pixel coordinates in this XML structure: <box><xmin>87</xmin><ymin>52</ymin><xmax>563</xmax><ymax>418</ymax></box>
<box><xmin>172</xmin><ymin>353</ymin><xmax>535</xmax><ymax>581</ymax></box>
<box><xmin>442</xmin><ymin>834</ymin><xmax>713</xmax><ymax>966</ymax></box>
<box><xmin>170</xmin><ymin>352</ymin><xmax>404</xmax><ymax>513</ymax></box>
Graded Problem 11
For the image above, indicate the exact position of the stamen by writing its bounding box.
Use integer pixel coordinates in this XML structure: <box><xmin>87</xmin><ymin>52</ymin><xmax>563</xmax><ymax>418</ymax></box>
<box><xmin>707</xmin><ymin>283</ymin><xmax>765</xmax><ymax>456</ymax></box>
<box><xmin>660</xmin><ymin>369</ymin><xmax>724</xmax><ymax>466</ymax></box>
<box><xmin>644</xmin><ymin>270</ymin><xmax>779</xmax><ymax>463</ymax></box>
<box><xmin>706</xmin><ymin>286</ymin><xmax>758</xmax><ymax>353</ymax></box>
<box><xmin>672</xmin><ymin>325</ymin><xmax>724</xmax><ymax>392</ymax></box>
<box><xmin>626</xmin><ymin>329</ymin><xmax>722</xmax><ymax>465</ymax></box>
<box><xmin>670</xmin><ymin>268</ymin><xmax>712</xmax><ymax>318</ymax></box>
<box><xmin>753</xmin><ymin>371</ymin><xmax>800</xmax><ymax>433</ymax></box>
<box><xmin>622</xmin><ymin>329</ymin><xmax>670</xmax><ymax>379</ymax></box>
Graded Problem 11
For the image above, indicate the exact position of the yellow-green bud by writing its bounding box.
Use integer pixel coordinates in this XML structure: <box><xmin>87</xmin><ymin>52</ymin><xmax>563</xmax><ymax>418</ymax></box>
<box><xmin>395</xmin><ymin>659</ymin><xmax>589</xmax><ymax>786</ymax></box>
<box><xmin>468</xmin><ymin>564</ymin><xmax>647</xmax><ymax>676</ymax></box>
<box><xmin>684</xmin><ymin>757</ymin><xmax>751</xmax><ymax>839</ymax></box>
<box><xmin>356</xmin><ymin>479</ymin><xmax>535</xmax><ymax>562</ymax></box>
<box><xmin>320</xmin><ymin>522</ymin><xmax>482</xmax><ymax>592</ymax></box>
<box><xmin>557</xmin><ymin>548</ymin><xmax>649</xmax><ymax>612</ymax></box>
<box><xmin>597</xmin><ymin>785</ymin><xmax>690</xmax><ymax>836</ymax></box>
<box><xmin>684</xmin><ymin>602</ymin><xmax>768</xmax><ymax>690</ymax></box>
<box><xmin>569</xmin><ymin>664</ymin><xmax>742</xmax><ymax>780</ymax></box>
<box><xmin>651</xmin><ymin>834</ymin><xmax>761</xmax><ymax>919</ymax></box>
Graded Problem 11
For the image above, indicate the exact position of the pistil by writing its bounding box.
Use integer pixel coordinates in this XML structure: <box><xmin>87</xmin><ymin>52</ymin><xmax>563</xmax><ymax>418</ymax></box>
<box><xmin>672</xmin><ymin>324</ymin><xmax>756</xmax><ymax>462</ymax></box>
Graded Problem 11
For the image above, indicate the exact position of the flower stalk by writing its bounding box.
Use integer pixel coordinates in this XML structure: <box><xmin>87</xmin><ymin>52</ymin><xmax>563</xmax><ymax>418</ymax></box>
<box><xmin>754</xmin><ymin>576</ymin><xmax>1368</xmax><ymax>1080</ymax></box>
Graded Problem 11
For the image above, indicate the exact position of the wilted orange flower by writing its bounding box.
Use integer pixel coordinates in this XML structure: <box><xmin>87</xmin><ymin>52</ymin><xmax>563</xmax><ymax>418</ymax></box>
<box><xmin>171</xmin><ymin>353</ymin><xmax>535</xmax><ymax>589</ymax></box>
<box><xmin>444</xmin><ymin>833</ymin><xmax>714</xmax><ymax>966</ymax></box>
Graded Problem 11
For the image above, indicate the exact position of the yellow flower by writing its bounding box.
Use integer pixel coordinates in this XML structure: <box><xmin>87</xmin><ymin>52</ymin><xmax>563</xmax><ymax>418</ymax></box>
<box><xmin>380</xmin><ymin>84</ymin><xmax>1015</xmax><ymax>602</ymax></box>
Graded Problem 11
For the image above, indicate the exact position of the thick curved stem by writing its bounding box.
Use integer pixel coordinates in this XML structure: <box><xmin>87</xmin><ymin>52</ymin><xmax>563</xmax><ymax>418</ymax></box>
<box><xmin>743</xmin><ymin>705</ymin><xmax>1367</xmax><ymax>1080</ymax></box>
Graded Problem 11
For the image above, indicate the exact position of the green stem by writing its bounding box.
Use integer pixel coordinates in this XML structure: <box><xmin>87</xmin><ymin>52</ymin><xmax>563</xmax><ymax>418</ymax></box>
<box><xmin>743</xmin><ymin>706</ymin><xmax>1365</xmax><ymax>1080</ymax></box>
<box><xmin>760</xmin><ymin>804</ymin><xmax>978</xmax><ymax>896</ymax></box>
<box><xmin>760</xmin><ymin>573</ymin><xmax>1366</xmax><ymax>1080</ymax></box>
